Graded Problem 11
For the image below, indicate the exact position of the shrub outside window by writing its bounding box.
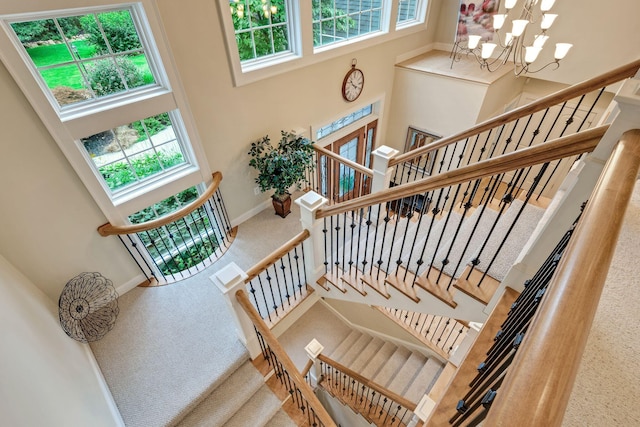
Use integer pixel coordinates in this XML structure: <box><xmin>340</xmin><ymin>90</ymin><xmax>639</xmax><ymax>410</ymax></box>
<box><xmin>10</xmin><ymin>9</ymin><xmax>157</xmax><ymax>109</ymax></box>
<box><xmin>312</xmin><ymin>0</ymin><xmax>384</xmax><ymax>47</ymax></box>
<box><xmin>229</xmin><ymin>0</ymin><xmax>291</xmax><ymax>62</ymax></box>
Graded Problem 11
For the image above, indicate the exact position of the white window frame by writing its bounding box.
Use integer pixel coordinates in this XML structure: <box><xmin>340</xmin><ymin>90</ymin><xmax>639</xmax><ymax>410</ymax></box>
<box><xmin>396</xmin><ymin>0</ymin><xmax>428</xmax><ymax>30</ymax></box>
<box><xmin>218</xmin><ymin>0</ymin><xmax>431</xmax><ymax>86</ymax></box>
<box><xmin>0</xmin><ymin>1</ymin><xmax>211</xmax><ymax>225</ymax></box>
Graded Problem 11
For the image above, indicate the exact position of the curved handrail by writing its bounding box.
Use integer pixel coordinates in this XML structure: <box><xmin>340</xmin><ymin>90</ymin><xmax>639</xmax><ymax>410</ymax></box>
<box><xmin>317</xmin><ymin>353</ymin><xmax>418</xmax><ymax>412</ymax></box>
<box><xmin>98</xmin><ymin>172</ymin><xmax>223</xmax><ymax>236</ymax></box>
<box><xmin>235</xmin><ymin>289</ymin><xmax>337</xmax><ymax>427</ymax></box>
<box><xmin>244</xmin><ymin>229</ymin><xmax>311</xmax><ymax>282</ymax></box>
<box><xmin>389</xmin><ymin>59</ymin><xmax>640</xmax><ymax>167</ymax></box>
<box><xmin>484</xmin><ymin>129</ymin><xmax>640</xmax><ymax>426</ymax></box>
<box><xmin>317</xmin><ymin>125</ymin><xmax>608</xmax><ymax>219</ymax></box>
<box><xmin>314</xmin><ymin>145</ymin><xmax>374</xmax><ymax>177</ymax></box>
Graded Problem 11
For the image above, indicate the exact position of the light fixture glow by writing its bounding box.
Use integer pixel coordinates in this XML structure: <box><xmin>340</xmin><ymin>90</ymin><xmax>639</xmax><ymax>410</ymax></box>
<box><xmin>512</xmin><ymin>20</ymin><xmax>529</xmax><ymax>37</ymax></box>
<box><xmin>533</xmin><ymin>34</ymin><xmax>549</xmax><ymax>48</ymax></box>
<box><xmin>540</xmin><ymin>14</ymin><xmax>557</xmax><ymax>30</ymax></box>
<box><xmin>468</xmin><ymin>35</ymin><xmax>482</xmax><ymax>49</ymax></box>
<box><xmin>554</xmin><ymin>43</ymin><xmax>573</xmax><ymax>60</ymax></box>
<box><xmin>525</xmin><ymin>46</ymin><xmax>542</xmax><ymax>63</ymax></box>
<box><xmin>481</xmin><ymin>43</ymin><xmax>497</xmax><ymax>59</ymax></box>
<box><xmin>504</xmin><ymin>32</ymin><xmax>514</xmax><ymax>46</ymax></box>
<box><xmin>493</xmin><ymin>14</ymin><xmax>507</xmax><ymax>30</ymax></box>
<box><xmin>540</xmin><ymin>0</ymin><xmax>556</xmax><ymax>12</ymax></box>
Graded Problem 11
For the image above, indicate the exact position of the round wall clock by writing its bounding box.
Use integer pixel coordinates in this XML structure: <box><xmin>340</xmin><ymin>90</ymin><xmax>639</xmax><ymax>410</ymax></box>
<box><xmin>342</xmin><ymin>60</ymin><xmax>364</xmax><ymax>102</ymax></box>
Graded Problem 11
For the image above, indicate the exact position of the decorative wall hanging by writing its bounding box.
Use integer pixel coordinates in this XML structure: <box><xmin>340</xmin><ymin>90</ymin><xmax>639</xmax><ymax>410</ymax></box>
<box><xmin>58</xmin><ymin>272</ymin><xmax>119</xmax><ymax>343</ymax></box>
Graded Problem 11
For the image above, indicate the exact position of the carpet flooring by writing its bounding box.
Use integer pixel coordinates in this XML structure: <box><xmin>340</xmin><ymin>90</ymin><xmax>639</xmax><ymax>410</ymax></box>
<box><xmin>562</xmin><ymin>179</ymin><xmax>640</xmax><ymax>426</ymax></box>
<box><xmin>90</xmin><ymin>195</ymin><xmax>305</xmax><ymax>427</ymax></box>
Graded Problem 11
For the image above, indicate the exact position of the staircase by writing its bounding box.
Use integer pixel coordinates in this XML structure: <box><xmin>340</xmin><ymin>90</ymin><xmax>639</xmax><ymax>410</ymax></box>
<box><xmin>174</xmin><ymin>360</ymin><xmax>296</xmax><ymax>427</ymax></box>
<box><xmin>316</xmin><ymin>195</ymin><xmax>546</xmax><ymax>322</ymax></box>
<box><xmin>323</xmin><ymin>330</ymin><xmax>444</xmax><ymax>406</ymax></box>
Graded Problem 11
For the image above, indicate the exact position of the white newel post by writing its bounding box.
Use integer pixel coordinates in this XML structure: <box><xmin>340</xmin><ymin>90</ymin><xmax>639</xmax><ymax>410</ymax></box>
<box><xmin>304</xmin><ymin>338</ymin><xmax>325</xmax><ymax>388</ymax></box>
<box><xmin>370</xmin><ymin>145</ymin><xmax>399</xmax><ymax>193</ymax></box>
<box><xmin>295</xmin><ymin>191</ymin><xmax>329</xmax><ymax>284</ymax></box>
<box><xmin>211</xmin><ymin>262</ymin><xmax>262</xmax><ymax>359</ymax></box>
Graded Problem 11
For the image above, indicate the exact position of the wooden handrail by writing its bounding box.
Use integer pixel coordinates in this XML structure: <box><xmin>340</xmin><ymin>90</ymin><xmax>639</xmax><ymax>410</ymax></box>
<box><xmin>389</xmin><ymin>59</ymin><xmax>640</xmax><ymax>167</ymax></box>
<box><xmin>484</xmin><ymin>129</ymin><xmax>640</xmax><ymax>426</ymax></box>
<box><xmin>317</xmin><ymin>353</ymin><xmax>418</xmax><ymax>412</ymax></box>
<box><xmin>98</xmin><ymin>172</ymin><xmax>223</xmax><ymax>236</ymax></box>
<box><xmin>235</xmin><ymin>289</ymin><xmax>337</xmax><ymax>427</ymax></box>
<box><xmin>317</xmin><ymin>125</ymin><xmax>608</xmax><ymax>219</ymax></box>
<box><xmin>244</xmin><ymin>229</ymin><xmax>311</xmax><ymax>282</ymax></box>
<box><xmin>314</xmin><ymin>145</ymin><xmax>374</xmax><ymax>177</ymax></box>
<box><xmin>301</xmin><ymin>359</ymin><xmax>314</xmax><ymax>378</ymax></box>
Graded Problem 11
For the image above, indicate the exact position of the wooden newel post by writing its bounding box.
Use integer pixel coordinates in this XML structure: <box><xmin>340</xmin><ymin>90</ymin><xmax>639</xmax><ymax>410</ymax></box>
<box><xmin>211</xmin><ymin>262</ymin><xmax>262</xmax><ymax>359</ymax></box>
<box><xmin>305</xmin><ymin>338</ymin><xmax>325</xmax><ymax>388</ymax></box>
<box><xmin>295</xmin><ymin>191</ymin><xmax>329</xmax><ymax>284</ymax></box>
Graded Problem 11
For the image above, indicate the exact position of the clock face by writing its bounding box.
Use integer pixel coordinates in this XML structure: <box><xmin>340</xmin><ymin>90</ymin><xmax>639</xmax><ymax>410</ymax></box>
<box><xmin>342</xmin><ymin>68</ymin><xmax>364</xmax><ymax>102</ymax></box>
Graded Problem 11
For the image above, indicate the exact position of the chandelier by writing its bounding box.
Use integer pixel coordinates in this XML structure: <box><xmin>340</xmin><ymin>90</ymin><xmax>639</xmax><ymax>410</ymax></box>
<box><xmin>451</xmin><ymin>0</ymin><xmax>572</xmax><ymax>76</ymax></box>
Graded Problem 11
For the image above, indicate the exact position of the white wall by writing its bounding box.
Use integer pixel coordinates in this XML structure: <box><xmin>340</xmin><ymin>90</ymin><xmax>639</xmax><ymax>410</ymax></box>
<box><xmin>0</xmin><ymin>254</ymin><xmax>122</xmax><ymax>427</ymax></box>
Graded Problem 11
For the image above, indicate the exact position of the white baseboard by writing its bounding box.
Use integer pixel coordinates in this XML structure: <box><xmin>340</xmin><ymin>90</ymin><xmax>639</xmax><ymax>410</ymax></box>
<box><xmin>230</xmin><ymin>199</ymin><xmax>271</xmax><ymax>228</ymax></box>
<box><xmin>395</xmin><ymin>42</ymin><xmax>436</xmax><ymax>64</ymax></box>
<box><xmin>115</xmin><ymin>274</ymin><xmax>146</xmax><ymax>296</ymax></box>
<box><xmin>319</xmin><ymin>300</ymin><xmax>446</xmax><ymax>363</ymax></box>
<box><xmin>83</xmin><ymin>344</ymin><xmax>126</xmax><ymax>427</ymax></box>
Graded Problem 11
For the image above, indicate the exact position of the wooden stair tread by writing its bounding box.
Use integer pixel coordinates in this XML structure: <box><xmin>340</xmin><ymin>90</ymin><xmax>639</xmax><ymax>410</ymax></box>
<box><xmin>452</xmin><ymin>265</ymin><xmax>500</xmax><ymax>305</ymax></box>
<box><xmin>341</xmin><ymin>268</ymin><xmax>368</xmax><ymax>296</ymax></box>
<box><xmin>361</xmin><ymin>271</ymin><xmax>391</xmax><ymax>299</ymax></box>
<box><xmin>321</xmin><ymin>271</ymin><xmax>347</xmax><ymax>293</ymax></box>
<box><xmin>385</xmin><ymin>273</ymin><xmax>420</xmax><ymax>303</ymax></box>
<box><xmin>414</xmin><ymin>267</ymin><xmax>457</xmax><ymax>308</ymax></box>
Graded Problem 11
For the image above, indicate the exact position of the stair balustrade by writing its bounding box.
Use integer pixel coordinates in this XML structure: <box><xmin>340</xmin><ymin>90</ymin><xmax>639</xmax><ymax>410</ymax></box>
<box><xmin>243</xmin><ymin>229</ymin><xmax>313</xmax><ymax>326</ymax></box>
<box><xmin>310</xmin><ymin>145</ymin><xmax>374</xmax><ymax>205</ymax></box>
<box><xmin>316</xmin><ymin>353</ymin><xmax>418</xmax><ymax>427</ymax></box>
<box><xmin>97</xmin><ymin>172</ymin><xmax>235</xmax><ymax>285</ymax></box>
<box><xmin>235</xmin><ymin>288</ymin><xmax>337</xmax><ymax>427</ymax></box>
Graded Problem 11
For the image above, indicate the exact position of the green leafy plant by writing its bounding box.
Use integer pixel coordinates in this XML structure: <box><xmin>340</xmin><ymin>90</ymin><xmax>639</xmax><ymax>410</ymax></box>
<box><xmin>248</xmin><ymin>131</ymin><xmax>315</xmax><ymax>200</ymax></box>
<box><xmin>80</xmin><ymin>11</ymin><xmax>140</xmax><ymax>54</ymax></box>
<box><xmin>99</xmin><ymin>151</ymin><xmax>184</xmax><ymax>190</ymax></box>
<box><xmin>85</xmin><ymin>56</ymin><xmax>145</xmax><ymax>96</ymax></box>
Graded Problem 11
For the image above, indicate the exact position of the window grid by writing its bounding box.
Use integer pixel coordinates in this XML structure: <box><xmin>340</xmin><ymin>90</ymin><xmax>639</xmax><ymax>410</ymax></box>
<box><xmin>316</xmin><ymin>104</ymin><xmax>373</xmax><ymax>140</ymax></box>
<box><xmin>10</xmin><ymin>9</ymin><xmax>157</xmax><ymax>108</ymax></box>
<box><xmin>230</xmin><ymin>0</ymin><xmax>291</xmax><ymax>62</ymax></box>
<box><xmin>397</xmin><ymin>0</ymin><xmax>419</xmax><ymax>24</ymax></box>
<box><xmin>312</xmin><ymin>0</ymin><xmax>384</xmax><ymax>47</ymax></box>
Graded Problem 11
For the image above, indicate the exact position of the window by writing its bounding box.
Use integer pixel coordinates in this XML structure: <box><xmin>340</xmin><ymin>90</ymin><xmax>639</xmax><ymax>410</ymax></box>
<box><xmin>10</xmin><ymin>9</ymin><xmax>158</xmax><ymax>110</ymax></box>
<box><xmin>229</xmin><ymin>0</ymin><xmax>293</xmax><ymax>63</ymax></box>
<box><xmin>312</xmin><ymin>0</ymin><xmax>384</xmax><ymax>47</ymax></box>
<box><xmin>0</xmin><ymin>3</ymin><xmax>209</xmax><ymax>223</ymax></box>
<box><xmin>397</xmin><ymin>0</ymin><xmax>420</xmax><ymax>25</ymax></box>
<box><xmin>220</xmin><ymin>1</ymin><xmax>429</xmax><ymax>85</ymax></box>
<box><xmin>86</xmin><ymin>111</ymin><xmax>189</xmax><ymax>193</ymax></box>
<box><xmin>316</xmin><ymin>104</ymin><xmax>373</xmax><ymax>139</ymax></box>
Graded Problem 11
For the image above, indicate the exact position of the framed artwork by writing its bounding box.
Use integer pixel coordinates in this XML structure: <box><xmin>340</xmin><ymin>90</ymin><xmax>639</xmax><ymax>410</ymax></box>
<box><xmin>404</xmin><ymin>127</ymin><xmax>440</xmax><ymax>176</ymax></box>
<box><xmin>456</xmin><ymin>0</ymin><xmax>501</xmax><ymax>44</ymax></box>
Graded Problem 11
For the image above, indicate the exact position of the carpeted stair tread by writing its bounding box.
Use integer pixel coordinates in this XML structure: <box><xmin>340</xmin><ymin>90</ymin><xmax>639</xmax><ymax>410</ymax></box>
<box><xmin>222</xmin><ymin>385</ymin><xmax>281</xmax><ymax>427</ymax></box>
<box><xmin>387</xmin><ymin>352</ymin><xmax>428</xmax><ymax>396</ymax></box>
<box><xmin>435</xmin><ymin>207</ymin><xmax>501</xmax><ymax>278</ymax></box>
<box><xmin>174</xmin><ymin>360</ymin><xmax>264</xmax><ymax>427</ymax></box>
<box><xmin>350</xmin><ymin>337</ymin><xmax>385</xmax><ymax>374</ymax></box>
<box><xmin>404</xmin><ymin>358</ymin><xmax>445</xmax><ymax>405</ymax></box>
<box><xmin>471</xmin><ymin>199</ymin><xmax>545</xmax><ymax>280</ymax></box>
<box><xmin>264</xmin><ymin>409</ymin><xmax>297</xmax><ymax>427</ymax></box>
<box><xmin>360</xmin><ymin>342</ymin><xmax>398</xmax><ymax>379</ymax></box>
<box><xmin>329</xmin><ymin>330</ymin><xmax>362</xmax><ymax>361</ymax></box>
<box><xmin>338</xmin><ymin>333</ymin><xmax>374</xmax><ymax>366</ymax></box>
<box><xmin>372</xmin><ymin>346</ymin><xmax>412</xmax><ymax>388</ymax></box>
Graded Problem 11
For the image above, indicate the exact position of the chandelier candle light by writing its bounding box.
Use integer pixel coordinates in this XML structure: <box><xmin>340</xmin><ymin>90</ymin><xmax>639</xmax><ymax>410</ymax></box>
<box><xmin>452</xmin><ymin>0</ymin><xmax>572</xmax><ymax>76</ymax></box>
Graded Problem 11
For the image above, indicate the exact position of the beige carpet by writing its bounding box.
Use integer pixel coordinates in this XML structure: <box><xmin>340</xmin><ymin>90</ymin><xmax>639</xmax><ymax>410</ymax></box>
<box><xmin>563</xmin><ymin>180</ymin><xmax>640</xmax><ymax>426</ymax></box>
<box><xmin>90</xmin><ymin>194</ymin><xmax>305</xmax><ymax>427</ymax></box>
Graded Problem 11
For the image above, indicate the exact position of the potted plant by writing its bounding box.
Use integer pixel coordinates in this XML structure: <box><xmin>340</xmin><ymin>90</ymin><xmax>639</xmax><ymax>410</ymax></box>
<box><xmin>248</xmin><ymin>130</ymin><xmax>316</xmax><ymax>218</ymax></box>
